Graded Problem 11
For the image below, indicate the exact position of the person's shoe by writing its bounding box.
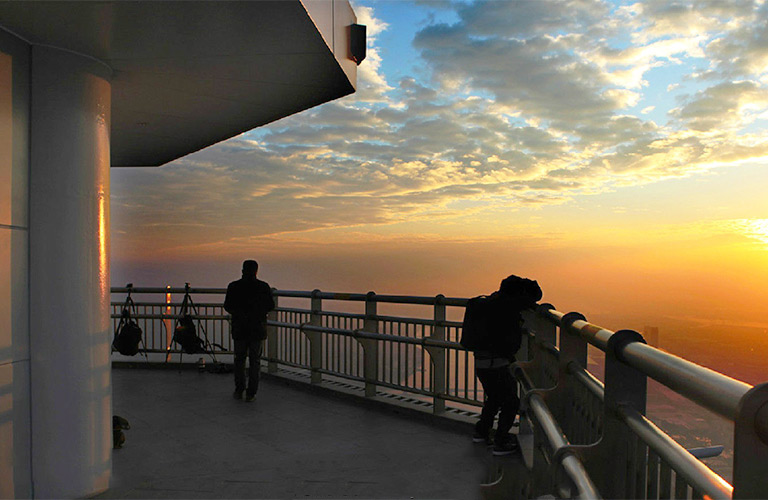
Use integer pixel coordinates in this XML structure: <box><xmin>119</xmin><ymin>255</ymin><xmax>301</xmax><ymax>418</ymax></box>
<box><xmin>233</xmin><ymin>390</ymin><xmax>243</xmax><ymax>400</ymax></box>
<box><xmin>472</xmin><ymin>427</ymin><xmax>494</xmax><ymax>445</ymax></box>
<box><xmin>492</xmin><ymin>434</ymin><xmax>519</xmax><ymax>456</ymax></box>
<box><xmin>245</xmin><ymin>393</ymin><xmax>256</xmax><ymax>402</ymax></box>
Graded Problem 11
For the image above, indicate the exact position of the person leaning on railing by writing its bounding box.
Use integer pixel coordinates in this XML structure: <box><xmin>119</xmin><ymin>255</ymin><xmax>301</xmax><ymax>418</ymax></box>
<box><xmin>224</xmin><ymin>260</ymin><xmax>276</xmax><ymax>403</ymax></box>
<box><xmin>469</xmin><ymin>275</ymin><xmax>542</xmax><ymax>456</ymax></box>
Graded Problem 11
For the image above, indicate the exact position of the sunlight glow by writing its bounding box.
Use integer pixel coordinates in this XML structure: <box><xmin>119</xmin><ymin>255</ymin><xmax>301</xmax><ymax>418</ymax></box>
<box><xmin>732</xmin><ymin>219</ymin><xmax>768</xmax><ymax>247</ymax></box>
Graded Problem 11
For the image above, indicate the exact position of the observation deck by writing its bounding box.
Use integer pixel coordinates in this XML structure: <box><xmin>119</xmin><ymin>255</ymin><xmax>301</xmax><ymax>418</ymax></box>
<box><xmin>106</xmin><ymin>286</ymin><xmax>768</xmax><ymax>499</ymax></box>
<box><xmin>98</xmin><ymin>366</ymin><xmax>505</xmax><ymax>499</ymax></box>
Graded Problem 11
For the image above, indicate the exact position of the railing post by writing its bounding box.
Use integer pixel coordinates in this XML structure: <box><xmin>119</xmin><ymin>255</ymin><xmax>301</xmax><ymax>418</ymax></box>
<box><xmin>733</xmin><ymin>382</ymin><xmax>768</xmax><ymax>499</ymax></box>
<box><xmin>559</xmin><ymin>312</ymin><xmax>588</xmax><ymax>369</ymax></box>
<box><xmin>428</xmin><ymin>294</ymin><xmax>447</xmax><ymax>414</ymax></box>
<box><xmin>529</xmin><ymin>303</ymin><xmax>558</xmax><ymax>388</ymax></box>
<box><xmin>556</xmin><ymin>312</ymin><xmax>588</xmax><ymax>436</ymax></box>
<box><xmin>595</xmin><ymin>329</ymin><xmax>647</xmax><ymax>499</ymax></box>
<box><xmin>267</xmin><ymin>289</ymin><xmax>278</xmax><ymax>374</ymax></box>
<box><xmin>309</xmin><ymin>289</ymin><xmax>323</xmax><ymax>384</ymax></box>
<box><xmin>361</xmin><ymin>291</ymin><xmax>379</xmax><ymax>398</ymax></box>
<box><xmin>524</xmin><ymin>304</ymin><xmax>557</xmax><ymax>347</ymax></box>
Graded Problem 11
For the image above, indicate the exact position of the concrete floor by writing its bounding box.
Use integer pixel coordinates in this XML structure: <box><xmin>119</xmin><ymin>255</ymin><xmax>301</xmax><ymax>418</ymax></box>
<box><xmin>99</xmin><ymin>367</ymin><xmax>524</xmax><ymax>499</ymax></box>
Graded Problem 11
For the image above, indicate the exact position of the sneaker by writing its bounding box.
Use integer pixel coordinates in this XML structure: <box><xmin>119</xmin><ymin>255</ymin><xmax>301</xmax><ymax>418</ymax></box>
<box><xmin>492</xmin><ymin>435</ymin><xmax>519</xmax><ymax>456</ymax></box>
<box><xmin>233</xmin><ymin>390</ymin><xmax>243</xmax><ymax>400</ymax></box>
<box><xmin>472</xmin><ymin>427</ymin><xmax>494</xmax><ymax>445</ymax></box>
<box><xmin>245</xmin><ymin>393</ymin><xmax>255</xmax><ymax>402</ymax></box>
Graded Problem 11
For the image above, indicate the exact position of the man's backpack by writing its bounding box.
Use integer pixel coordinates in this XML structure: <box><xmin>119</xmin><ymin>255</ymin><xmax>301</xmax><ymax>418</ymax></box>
<box><xmin>460</xmin><ymin>275</ymin><xmax>542</xmax><ymax>354</ymax></box>
<box><xmin>113</xmin><ymin>320</ymin><xmax>143</xmax><ymax>356</ymax></box>
<box><xmin>173</xmin><ymin>315</ymin><xmax>206</xmax><ymax>354</ymax></box>
<box><xmin>460</xmin><ymin>293</ymin><xmax>505</xmax><ymax>352</ymax></box>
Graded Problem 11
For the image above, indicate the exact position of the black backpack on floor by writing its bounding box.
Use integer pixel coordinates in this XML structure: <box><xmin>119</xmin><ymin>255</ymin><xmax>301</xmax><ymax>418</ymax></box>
<box><xmin>173</xmin><ymin>315</ymin><xmax>206</xmax><ymax>354</ymax></box>
<box><xmin>113</xmin><ymin>320</ymin><xmax>143</xmax><ymax>356</ymax></box>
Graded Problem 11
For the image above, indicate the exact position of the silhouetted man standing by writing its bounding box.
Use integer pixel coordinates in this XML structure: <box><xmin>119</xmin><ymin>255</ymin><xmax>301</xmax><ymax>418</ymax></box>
<box><xmin>224</xmin><ymin>260</ymin><xmax>275</xmax><ymax>402</ymax></box>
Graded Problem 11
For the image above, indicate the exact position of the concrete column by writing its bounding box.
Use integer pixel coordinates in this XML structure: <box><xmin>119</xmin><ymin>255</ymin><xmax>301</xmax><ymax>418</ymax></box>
<box><xmin>29</xmin><ymin>45</ymin><xmax>112</xmax><ymax>498</ymax></box>
<box><xmin>0</xmin><ymin>29</ymin><xmax>32</xmax><ymax>499</ymax></box>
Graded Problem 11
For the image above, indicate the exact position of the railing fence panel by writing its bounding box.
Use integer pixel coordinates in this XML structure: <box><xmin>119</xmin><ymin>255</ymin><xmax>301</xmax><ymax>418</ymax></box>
<box><xmin>110</xmin><ymin>286</ymin><xmax>766</xmax><ymax>499</ymax></box>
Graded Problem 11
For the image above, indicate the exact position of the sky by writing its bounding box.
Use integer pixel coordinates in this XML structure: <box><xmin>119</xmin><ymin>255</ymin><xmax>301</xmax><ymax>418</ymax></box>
<box><xmin>111</xmin><ymin>0</ymin><xmax>768</xmax><ymax>331</ymax></box>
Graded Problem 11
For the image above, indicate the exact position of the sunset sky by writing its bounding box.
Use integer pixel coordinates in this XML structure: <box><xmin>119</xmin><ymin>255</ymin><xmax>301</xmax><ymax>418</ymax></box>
<box><xmin>111</xmin><ymin>0</ymin><xmax>768</xmax><ymax>330</ymax></box>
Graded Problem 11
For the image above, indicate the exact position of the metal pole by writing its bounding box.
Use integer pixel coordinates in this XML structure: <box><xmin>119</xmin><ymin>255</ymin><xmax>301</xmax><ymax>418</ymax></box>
<box><xmin>309</xmin><ymin>289</ymin><xmax>323</xmax><ymax>384</ymax></box>
<box><xmin>267</xmin><ymin>290</ymin><xmax>278</xmax><ymax>374</ymax></box>
<box><xmin>360</xmin><ymin>291</ymin><xmax>379</xmax><ymax>397</ymax></box>
<box><xmin>427</xmin><ymin>294</ymin><xmax>447</xmax><ymax>414</ymax></box>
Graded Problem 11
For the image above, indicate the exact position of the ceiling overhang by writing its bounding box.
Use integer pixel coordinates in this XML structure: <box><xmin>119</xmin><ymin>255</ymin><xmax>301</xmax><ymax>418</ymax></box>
<box><xmin>0</xmin><ymin>0</ymin><xmax>358</xmax><ymax>166</ymax></box>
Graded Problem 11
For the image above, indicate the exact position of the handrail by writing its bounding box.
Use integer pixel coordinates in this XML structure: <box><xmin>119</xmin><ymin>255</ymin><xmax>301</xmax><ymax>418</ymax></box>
<box><xmin>528</xmin><ymin>393</ymin><xmax>602</xmax><ymax>499</ymax></box>
<box><xmin>111</xmin><ymin>287</ymin><xmax>469</xmax><ymax>306</ymax></box>
<box><xmin>620</xmin><ymin>341</ymin><xmax>751</xmax><ymax>421</ymax></box>
<box><xmin>617</xmin><ymin>405</ymin><xmax>733</xmax><ymax>499</ymax></box>
<box><xmin>556</xmin><ymin>307</ymin><xmax>753</xmax><ymax>420</ymax></box>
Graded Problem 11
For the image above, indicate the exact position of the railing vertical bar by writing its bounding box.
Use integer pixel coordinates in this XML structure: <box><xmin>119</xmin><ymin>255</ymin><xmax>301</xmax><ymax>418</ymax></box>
<box><xmin>660</xmin><ymin>461</ymin><xmax>672</xmax><ymax>499</ymax></box>
<box><xmin>421</xmin><ymin>336</ymin><xmax>427</xmax><ymax>390</ymax></box>
<box><xmin>397</xmin><ymin>321</ymin><xmax>408</xmax><ymax>385</ymax></box>
<box><xmin>280</xmin><ymin>322</ymin><xmax>285</xmax><ymax>363</ymax></box>
<box><xmin>692</xmin><ymin>488</ymin><xmax>703</xmax><ymax>500</ymax></box>
<box><xmin>462</xmin><ymin>347</ymin><xmax>468</xmax><ymax>401</ymax></box>
<box><xmin>455</xmin><ymin>348</ymin><xmax>460</xmax><ymax>400</ymax></box>
<box><xmin>287</xmin><ymin>311</ymin><xmax>292</xmax><ymax>363</ymax></box>
<box><xmin>292</xmin><ymin>311</ymin><xmax>296</xmax><ymax>364</ymax></box>
<box><xmin>336</xmin><ymin>324</ymin><xmax>340</xmax><ymax>373</ymax></box>
<box><xmin>420</xmin><ymin>339</ymin><xmax>424</xmax><ymax>391</ymax></box>
<box><xmin>412</xmin><ymin>327</ymin><xmax>417</xmax><ymax>389</ymax></box>
<box><xmin>346</xmin><ymin>331</ymin><xmax>351</xmax><ymax>376</ymax></box>
<box><xmin>674</xmin><ymin>475</ymin><xmax>688</xmax><ymax>500</ymax></box>
<box><xmin>323</xmin><ymin>328</ymin><xmax>328</xmax><ymax>372</ymax></box>
<box><xmin>627</xmin><ymin>431</ymin><xmax>638</xmax><ymax>499</ymax></box>
<box><xmin>284</xmin><ymin>313</ymin><xmax>289</xmax><ymax>362</ymax></box>
<box><xmin>388</xmin><ymin>334</ymin><xmax>393</xmax><ymax>385</ymax></box>
<box><xmin>636</xmin><ymin>438</ymin><xmax>648</xmax><ymax>500</ymax></box>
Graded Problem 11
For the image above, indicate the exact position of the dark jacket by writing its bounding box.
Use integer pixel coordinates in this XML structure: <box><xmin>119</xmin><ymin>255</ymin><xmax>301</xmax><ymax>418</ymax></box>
<box><xmin>224</xmin><ymin>277</ymin><xmax>275</xmax><ymax>340</ymax></box>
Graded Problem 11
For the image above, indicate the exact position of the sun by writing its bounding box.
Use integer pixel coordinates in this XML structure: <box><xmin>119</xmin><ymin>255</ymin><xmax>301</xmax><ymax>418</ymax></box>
<box><xmin>733</xmin><ymin>219</ymin><xmax>768</xmax><ymax>247</ymax></box>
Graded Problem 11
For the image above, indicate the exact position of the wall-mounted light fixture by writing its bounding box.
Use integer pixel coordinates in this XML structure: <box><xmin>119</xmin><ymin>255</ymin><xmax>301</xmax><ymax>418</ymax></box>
<box><xmin>349</xmin><ymin>23</ymin><xmax>366</xmax><ymax>65</ymax></box>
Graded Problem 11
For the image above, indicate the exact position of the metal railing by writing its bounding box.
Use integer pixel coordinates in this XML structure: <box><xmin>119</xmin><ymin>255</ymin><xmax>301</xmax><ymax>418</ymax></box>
<box><xmin>110</xmin><ymin>286</ymin><xmax>768</xmax><ymax>499</ymax></box>
<box><xmin>518</xmin><ymin>305</ymin><xmax>767</xmax><ymax>499</ymax></box>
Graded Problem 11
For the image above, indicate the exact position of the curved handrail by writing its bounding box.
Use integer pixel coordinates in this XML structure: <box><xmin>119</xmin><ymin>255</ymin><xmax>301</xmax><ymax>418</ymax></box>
<box><xmin>547</xmin><ymin>305</ymin><xmax>753</xmax><ymax>420</ymax></box>
<box><xmin>617</xmin><ymin>405</ymin><xmax>733</xmax><ymax>499</ymax></box>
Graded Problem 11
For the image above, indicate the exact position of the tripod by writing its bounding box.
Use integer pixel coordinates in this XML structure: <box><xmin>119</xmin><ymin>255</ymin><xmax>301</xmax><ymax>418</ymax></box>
<box><xmin>114</xmin><ymin>284</ymin><xmax>149</xmax><ymax>361</ymax></box>
<box><xmin>167</xmin><ymin>283</ymin><xmax>223</xmax><ymax>369</ymax></box>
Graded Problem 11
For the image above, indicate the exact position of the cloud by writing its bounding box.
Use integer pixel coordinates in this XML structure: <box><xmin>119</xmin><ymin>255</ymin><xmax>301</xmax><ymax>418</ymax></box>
<box><xmin>112</xmin><ymin>0</ymin><xmax>768</xmax><ymax>259</ymax></box>
<box><xmin>670</xmin><ymin>80</ymin><xmax>768</xmax><ymax>131</ymax></box>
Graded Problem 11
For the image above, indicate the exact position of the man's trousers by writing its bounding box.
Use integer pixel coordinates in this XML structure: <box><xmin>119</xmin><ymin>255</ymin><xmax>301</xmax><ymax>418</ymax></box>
<box><xmin>476</xmin><ymin>364</ymin><xmax>520</xmax><ymax>437</ymax></box>
<box><xmin>234</xmin><ymin>337</ymin><xmax>263</xmax><ymax>396</ymax></box>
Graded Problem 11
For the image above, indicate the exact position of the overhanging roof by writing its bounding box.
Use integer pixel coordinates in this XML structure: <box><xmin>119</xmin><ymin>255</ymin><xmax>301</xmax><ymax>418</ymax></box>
<box><xmin>0</xmin><ymin>0</ymin><xmax>358</xmax><ymax>166</ymax></box>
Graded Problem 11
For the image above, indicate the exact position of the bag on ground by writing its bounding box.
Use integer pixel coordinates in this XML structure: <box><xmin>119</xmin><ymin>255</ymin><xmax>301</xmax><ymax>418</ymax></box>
<box><xmin>173</xmin><ymin>315</ymin><xmax>205</xmax><ymax>354</ymax></box>
<box><xmin>113</xmin><ymin>320</ymin><xmax>143</xmax><ymax>356</ymax></box>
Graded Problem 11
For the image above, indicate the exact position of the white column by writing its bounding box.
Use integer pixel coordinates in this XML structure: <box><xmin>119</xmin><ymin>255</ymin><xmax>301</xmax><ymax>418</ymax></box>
<box><xmin>29</xmin><ymin>45</ymin><xmax>112</xmax><ymax>498</ymax></box>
